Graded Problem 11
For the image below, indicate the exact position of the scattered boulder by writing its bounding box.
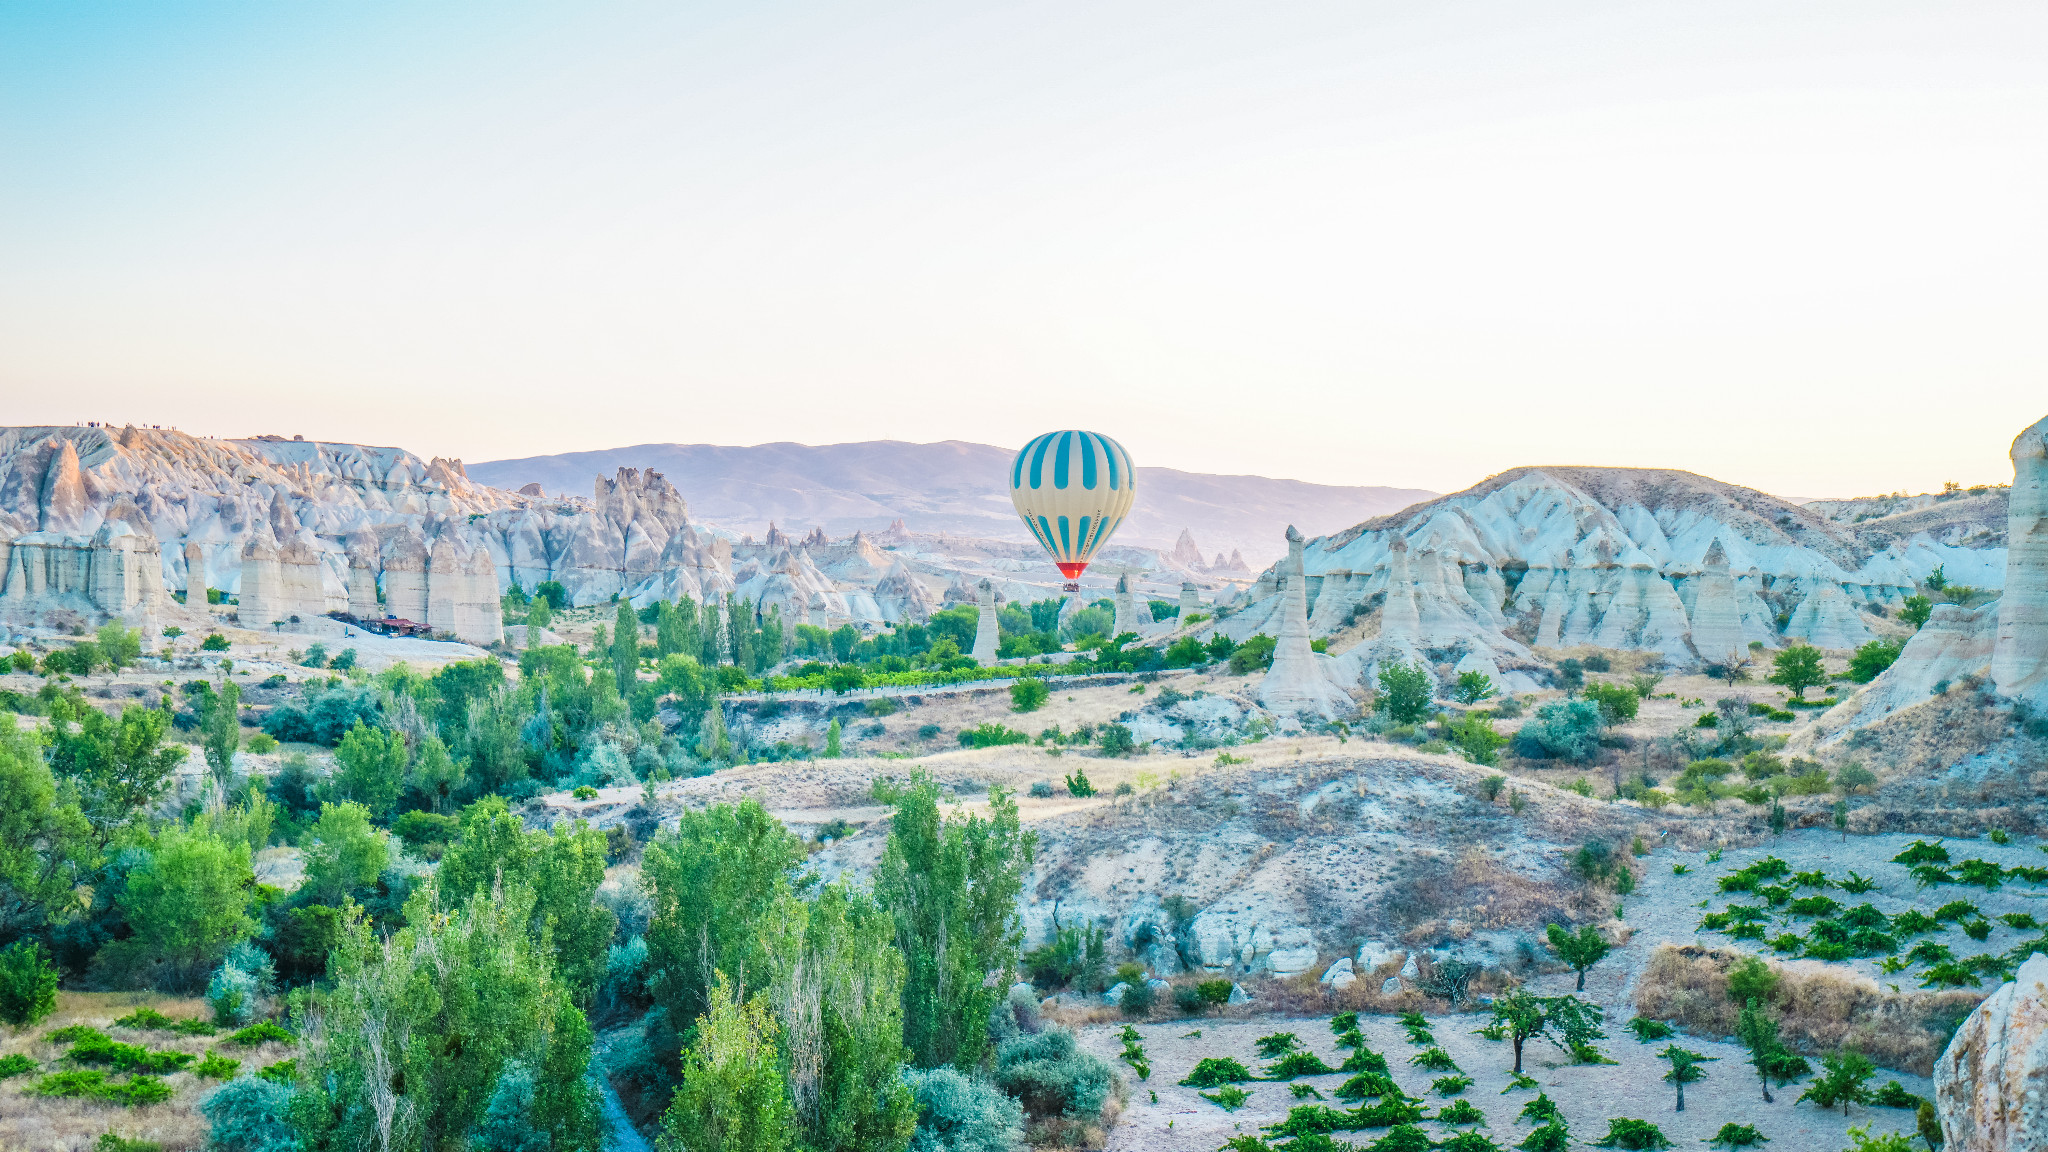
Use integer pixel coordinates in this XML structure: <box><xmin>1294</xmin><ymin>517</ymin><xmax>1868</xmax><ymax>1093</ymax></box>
<box><xmin>1934</xmin><ymin>952</ymin><xmax>2048</xmax><ymax>1149</ymax></box>
<box><xmin>1319</xmin><ymin>958</ymin><xmax>1356</xmax><ymax>987</ymax></box>
<box><xmin>1226</xmin><ymin>983</ymin><xmax>1250</xmax><ymax>1005</ymax></box>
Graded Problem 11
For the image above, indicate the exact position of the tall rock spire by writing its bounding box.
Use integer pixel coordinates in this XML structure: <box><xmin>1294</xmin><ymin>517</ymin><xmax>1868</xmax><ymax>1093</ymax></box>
<box><xmin>1994</xmin><ymin>414</ymin><xmax>2048</xmax><ymax>708</ymax></box>
<box><xmin>971</xmin><ymin>578</ymin><xmax>1000</xmax><ymax>664</ymax></box>
<box><xmin>1258</xmin><ymin>525</ymin><xmax>1355</xmax><ymax>720</ymax></box>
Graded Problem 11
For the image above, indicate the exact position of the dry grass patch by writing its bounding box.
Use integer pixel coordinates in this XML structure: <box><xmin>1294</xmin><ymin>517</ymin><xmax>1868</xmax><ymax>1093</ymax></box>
<box><xmin>1632</xmin><ymin>943</ymin><xmax>1981</xmax><ymax>1076</ymax></box>
<box><xmin>0</xmin><ymin>991</ymin><xmax>295</xmax><ymax>1152</ymax></box>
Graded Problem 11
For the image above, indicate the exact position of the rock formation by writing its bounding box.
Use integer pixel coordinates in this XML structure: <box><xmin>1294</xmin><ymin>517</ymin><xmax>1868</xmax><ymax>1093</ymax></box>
<box><xmin>184</xmin><ymin>540</ymin><xmax>209</xmax><ymax>606</ymax></box>
<box><xmin>1171</xmin><ymin>529</ymin><xmax>1204</xmax><ymax>570</ymax></box>
<box><xmin>237</xmin><ymin>534</ymin><xmax>287</xmax><ymax>629</ymax></box>
<box><xmin>808</xmin><ymin>593</ymin><xmax>827</xmax><ymax>631</ymax></box>
<box><xmin>383</xmin><ymin>529</ymin><xmax>430</xmax><ymax>624</ymax></box>
<box><xmin>427</xmin><ymin>539</ymin><xmax>463</xmax><ymax>634</ymax></box>
<box><xmin>452</xmin><ymin>547</ymin><xmax>503</xmax><ymax>646</ymax></box>
<box><xmin>971</xmin><ymin>578</ymin><xmax>999</xmax><ymax>664</ymax></box>
<box><xmin>1994</xmin><ymin>414</ymin><xmax>2048</xmax><ymax>710</ymax></box>
<box><xmin>1933</xmin><ymin>952</ymin><xmax>2048</xmax><ymax>1149</ymax></box>
<box><xmin>1113</xmin><ymin>574</ymin><xmax>1141</xmax><ymax>638</ymax></box>
<box><xmin>1177</xmin><ymin>581</ymin><xmax>1199</xmax><ymax>624</ymax></box>
<box><xmin>345</xmin><ymin>535</ymin><xmax>379</xmax><ymax>619</ymax></box>
<box><xmin>1257</xmin><ymin>526</ymin><xmax>1355</xmax><ymax>720</ymax></box>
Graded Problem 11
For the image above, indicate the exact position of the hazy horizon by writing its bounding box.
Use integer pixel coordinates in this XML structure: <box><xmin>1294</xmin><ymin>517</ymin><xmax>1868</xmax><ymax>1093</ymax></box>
<box><xmin>4</xmin><ymin>2</ymin><xmax>2042</xmax><ymax>499</ymax></box>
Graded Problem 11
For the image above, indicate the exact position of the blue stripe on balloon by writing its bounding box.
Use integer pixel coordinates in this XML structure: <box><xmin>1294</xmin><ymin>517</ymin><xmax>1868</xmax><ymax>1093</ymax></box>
<box><xmin>1030</xmin><ymin>434</ymin><xmax>1052</xmax><ymax>490</ymax></box>
<box><xmin>1108</xmin><ymin>436</ymin><xmax>1125</xmax><ymax>491</ymax></box>
<box><xmin>1076</xmin><ymin>515</ymin><xmax>1091</xmax><ymax>553</ymax></box>
<box><xmin>1080</xmin><ymin>435</ymin><xmax>1096</xmax><ymax>490</ymax></box>
<box><xmin>1038</xmin><ymin>516</ymin><xmax>1056</xmax><ymax>555</ymax></box>
<box><xmin>1013</xmin><ymin>440</ymin><xmax>1028</xmax><ymax>490</ymax></box>
<box><xmin>1058</xmin><ymin>515</ymin><xmax>1071</xmax><ymax>554</ymax></box>
<box><xmin>1054</xmin><ymin>432</ymin><xmax>1071</xmax><ymax>490</ymax></box>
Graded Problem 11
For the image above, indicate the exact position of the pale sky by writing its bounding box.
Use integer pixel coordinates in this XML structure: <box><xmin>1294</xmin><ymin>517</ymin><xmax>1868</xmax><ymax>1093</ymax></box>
<box><xmin>3</xmin><ymin>2</ymin><xmax>2043</xmax><ymax>499</ymax></box>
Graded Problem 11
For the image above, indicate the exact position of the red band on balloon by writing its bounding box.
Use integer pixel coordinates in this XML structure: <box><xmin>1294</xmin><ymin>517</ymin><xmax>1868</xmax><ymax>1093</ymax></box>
<box><xmin>1056</xmin><ymin>562</ymin><xmax>1088</xmax><ymax>579</ymax></box>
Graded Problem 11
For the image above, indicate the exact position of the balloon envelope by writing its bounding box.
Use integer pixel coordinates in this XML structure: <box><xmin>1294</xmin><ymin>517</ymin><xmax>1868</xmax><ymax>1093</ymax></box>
<box><xmin>1009</xmin><ymin>430</ymin><xmax>1136</xmax><ymax>580</ymax></box>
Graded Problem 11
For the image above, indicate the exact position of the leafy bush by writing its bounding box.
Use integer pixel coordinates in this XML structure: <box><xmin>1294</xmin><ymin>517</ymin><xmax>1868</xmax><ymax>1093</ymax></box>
<box><xmin>224</xmin><ymin>1021</ymin><xmax>294</xmax><ymax>1046</ymax></box>
<box><xmin>34</xmin><ymin>1069</ymin><xmax>175</xmax><ymax>1106</ymax></box>
<box><xmin>1064</xmin><ymin>769</ymin><xmax>1097</xmax><ymax>798</ymax></box>
<box><xmin>1229</xmin><ymin>634</ymin><xmax>1277</xmax><ymax>675</ymax></box>
<box><xmin>95</xmin><ymin>1135</ymin><xmax>162</xmax><ymax>1152</ymax></box>
<box><xmin>1180</xmin><ymin>1056</ymin><xmax>1256</xmax><ymax>1087</ymax></box>
<box><xmin>1201</xmin><ymin>1085</ymin><xmax>1251</xmax><ymax>1111</ymax></box>
<box><xmin>1335</xmin><ymin>1071</ymin><xmax>1403</xmax><ymax>1101</ymax></box>
<box><xmin>1591</xmin><ymin>1119</ymin><xmax>1672</xmax><ymax>1149</ymax></box>
<box><xmin>1377</xmin><ymin>661</ymin><xmax>1435</xmax><ymax>723</ymax></box>
<box><xmin>1438</xmin><ymin>1099</ymin><xmax>1487</xmax><ymax>1126</ymax></box>
<box><xmin>1409</xmin><ymin>1047</ymin><xmax>1460</xmax><ymax>1072</ymax></box>
<box><xmin>0</xmin><ymin>940</ymin><xmax>59</xmax><ymax>1027</ymax></box>
<box><xmin>957</xmin><ymin>723</ymin><xmax>1031</xmax><ymax>749</ymax></box>
<box><xmin>993</xmin><ymin>1027</ymin><xmax>1112</xmax><ymax>1119</ymax></box>
<box><xmin>1266</xmin><ymin>1051</ymin><xmax>1336</xmax><ymax>1079</ymax></box>
<box><xmin>199</xmin><ymin>1073</ymin><xmax>301</xmax><ymax>1152</ymax></box>
<box><xmin>1432</xmin><ymin>1074</ymin><xmax>1473</xmax><ymax>1096</ymax></box>
<box><xmin>1095</xmin><ymin>723</ymin><xmax>1137</xmax><ymax>757</ymax></box>
<box><xmin>1027</xmin><ymin>781</ymin><xmax>1054</xmax><ymax>799</ymax></box>
<box><xmin>1847</xmin><ymin>638</ymin><xmax>1905</xmax><ymax>683</ymax></box>
<box><xmin>1706</xmin><ymin>1124</ymin><xmax>1768</xmax><ymax>1148</ymax></box>
<box><xmin>904</xmin><ymin>1067</ymin><xmax>1024</xmax><ymax>1152</ymax></box>
<box><xmin>64</xmin><ymin>1032</ymin><xmax>196</xmax><ymax>1074</ymax></box>
<box><xmin>195</xmin><ymin>1050</ymin><xmax>241</xmax><ymax>1079</ymax></box>
<box><xmin>1625</xmin><ymin>1017</ymin><xmax>1674</xmax><ymax>1042</ymax></box>
<box><xmin>1255</xmin><ymin>1032</ymin><xmax>1302</xmax><ymax>1057</ymax></box>
<box><xmin>1511</xmin><ymin>700</ymin><xmax>1604</xmax><ymax>762</ymax></box>
<box><xmin>0</xmin><ymin>1053</ymin><xmax>35</xmax><ymax>1078</ymax></box>
<box><xmin>1010</xmin><ymin>679</ymin><xmax>1051</xmax><ymax>713</ymax></box>
<box><xmin>1582</xmin><ymin>683</ymin><xmax>1639</xmax><ymax>726</ymax></box>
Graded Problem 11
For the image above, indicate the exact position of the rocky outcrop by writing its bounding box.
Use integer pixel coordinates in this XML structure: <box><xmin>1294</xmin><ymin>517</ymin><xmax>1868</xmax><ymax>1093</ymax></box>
<box><xmin>237</xmin><ymin>534</ymin><xmax>287</xmax><ymax>629</ymax></box>
<box><xmin>1257</xmin><ymin>526</ymin><xmax>1356</xmax><ymax>721</ymax></box>
<box><xmin>1994</xmin><ymin>415</ymin><xmax>2048</xmax><ymax>711</ymax></box>
<box><xmin>184</xmin><ymin>541</ymin><xmax>210</xmax><ymax>605</ymax></box>
<box><xmin>1177</xmin><ymin>582</ymin><xmax>1199</xmax><ymax>624</ymax></box>
<box><xmin>1810</xmin><ymin>602</ymin><xmax>1997</xmax><ymax>745</ymax></box>
<box><xmin>344</xmin><ymin>535</ymin><xmax>379</xmax><ymax>619</ymax></box>
<box><xmin>1934</xmin><ymin>952</ymin><xmax>2048</xmax><ymax>1149</ymax></box>
<box><xmin>1113</xmin><ymin>574</ymin><xmax>1141</xmax><ymax>639</ymax></box>
<box><xmin>971</xmin><ymin>579</ymin><xmax>999</xmax><ymax>664</ymax></box>
<box><xmin>383</xmin><ymin>529</ymin><xmax>430</xmax><ymax>625</ymax></box>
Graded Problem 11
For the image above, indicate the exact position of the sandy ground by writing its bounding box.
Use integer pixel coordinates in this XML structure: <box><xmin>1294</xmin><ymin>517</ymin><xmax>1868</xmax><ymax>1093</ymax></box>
<box><xmin>1076</xmin><ymin>1008</ymin><xmax>1926</xmax><ymax>1152</ymax></box>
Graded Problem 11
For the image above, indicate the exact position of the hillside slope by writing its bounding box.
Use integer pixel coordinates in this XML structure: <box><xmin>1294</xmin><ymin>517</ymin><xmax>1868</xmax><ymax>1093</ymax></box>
<box><xmin>468</xmin><ymin>439</ymin><xmax>1435</xmax><ymax>564</ymax></box>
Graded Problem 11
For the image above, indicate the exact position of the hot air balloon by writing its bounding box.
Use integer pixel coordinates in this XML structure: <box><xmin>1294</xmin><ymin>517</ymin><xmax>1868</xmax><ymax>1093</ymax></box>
<box><xmin>1010</xmin><ymin>430</ymin><xmax>1136</xmax><ymax>591</ymax></box>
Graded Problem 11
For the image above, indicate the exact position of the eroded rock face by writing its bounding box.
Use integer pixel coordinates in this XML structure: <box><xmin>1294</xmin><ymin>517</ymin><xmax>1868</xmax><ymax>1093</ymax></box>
<box><xmin>1994</xmin><ymin>414</ymin><xmax>2048</xmax><ymax>711</ymax></box>
<box><xmin>1934</xmin><ymin>952</ymin><xmax>2048</xmax><ymax>1149</ymax></box>
<box><xmin>971</xmin><ymin>578</ymin><xmax>999</xmax><ymax>664</ymax></box>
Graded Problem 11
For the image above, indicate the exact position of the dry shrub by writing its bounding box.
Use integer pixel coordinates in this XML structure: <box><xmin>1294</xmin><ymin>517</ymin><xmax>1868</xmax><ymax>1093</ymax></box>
<box><xmin>1632</xmin><ymin>944</ymin><xmax>1981</xmax><ymax>1075</ymax></box>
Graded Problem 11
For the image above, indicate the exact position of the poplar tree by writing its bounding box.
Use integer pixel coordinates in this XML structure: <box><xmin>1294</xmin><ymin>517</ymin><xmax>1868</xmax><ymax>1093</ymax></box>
<box><xmin>612</xmin><ymin>600</ymin><xmax>641</xmax><ymax>694</ymax></box>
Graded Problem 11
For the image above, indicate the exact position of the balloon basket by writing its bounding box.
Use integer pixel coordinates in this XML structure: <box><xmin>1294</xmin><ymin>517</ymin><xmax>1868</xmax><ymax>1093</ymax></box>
<box><xmin>1062</xmin><ymin>582</ymin><xmax>1080</xmax><ymax>593</ymax></box>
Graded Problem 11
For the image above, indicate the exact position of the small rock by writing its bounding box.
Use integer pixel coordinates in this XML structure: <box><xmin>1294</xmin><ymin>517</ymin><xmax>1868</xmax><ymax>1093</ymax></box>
<box><xmin>1008</xmin><ymin>981</ymin><xmax>1035</xmax><ymax>1001</ymax></box>
<box><xmin>1227</xmin><ymin>983</ymin><xmax>1251</xmax><ymax>1005</ymax></box>
<box><xmin>1399</xmin><ymin>953</ymin><xmax>1419</xmax><ymax>982</ymax></box>
<box><xmin>1319</xmin><ymin>958</ymin><xmax>1356</xmax><ymax>987</ymax></box>
<box><xmin>1145</xmin><ymin>978</ymin><xmax>1171</xmax><ymax>993</ymax></box>
<box><xmin>1102</xmin><ymin>982</ymin><xmax>1131</xmax><ymax>1006</ymax></box>
<box><xmin>1381</xmin><ymin>977</ymin><xmax>1401</xmax><ymax>995</ymax></box>
<box><xmin>1357</xmin><ymin>942</ymin><xmax>1399</xmax><ymax>973</ymax></box>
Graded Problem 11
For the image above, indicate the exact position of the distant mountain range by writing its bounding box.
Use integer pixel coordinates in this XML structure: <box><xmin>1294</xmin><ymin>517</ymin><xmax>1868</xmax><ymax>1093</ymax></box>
<box><xmin>468</xmin><ymin>440</ymin><xmax>1435</xmax><ymax>564</ymax></box>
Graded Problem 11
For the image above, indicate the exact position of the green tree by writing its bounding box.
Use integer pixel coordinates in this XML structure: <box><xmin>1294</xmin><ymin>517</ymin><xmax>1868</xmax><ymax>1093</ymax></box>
<box><xmin>95</xmin><ymin>620</ymin><xmax>143</xmax><ymax>671</ymax></box>
<box><xmin>1377</xmin><ymin>660</ymin><xmax>1435</xmax><ymax>723</ymax></box>
<box><xmin>1726</xmin><ymin>955</ymin><xmax>1780</xmax><ymax>1006</ymax></box>
<box><xmin>0</xmin><ymin>939</ymin><xmax>59</xmax><ymax>1027</ymax></box>
<box><xmin>824</xmin><ymin>718</ymin><xmax>843</xmax><ymax>758</ymax></box>
<box><xmin>200</xmin><ymin>679</ymin><xmax>242</xmax><ymax>798</ymax></box>
<box><xmin>527</xmin><ymin>593</ymin><xmax>553</xmax><ymax>631</ymax></box>
<box><xmin>874</xmin><ymin>772</ymin><xmax>1035</xmax><ymax>1069</ymax></box>
<box><xmin>437</xmin><ymin>797</ymin><xmax>616</xmax><ymax>1003</ymax></box>
<box><xmin>298</xmin><ymin>884</ymin><xmax>603</xmax><ymax>1152</ymax></box>
<box><xmin>1657</xmin><ymin>1045</ymin><xmax>1714</xmax><ymax>1111</ymax></box>
<box><xmin>406</xmin><ymin>734</ymin><xmax>467</xmax><ymax>814</ymax></box>
<box><xmin>643</xmin><ymin>800</ymin><xmax>805</xmax><ymax>1030</ymax></box>
<box><xmin>112</xmin><ymin>823</ymin><xmax>256</xmax><ymax>981</ymax></box>
<box><xmin>1899</xmin><ymin>595</ymin><xmax>1933</xmax><ymax>630</ymax></box>
<box><xmin>1797</xmin><ymin>1049</ymin><xmax>1875</xmax><ymax>1116</ymax></box>
<box><xmin>1583</xmin><ymin>682</ymin><xmax>1639</xmax><ymax>726</ymax></box>
<box><xmin>1767</xmin><ymin>644</ymin><xmax>1827</xmax><ymax>700</ymax></box>
<box><xmin>1847</xmin><ymin>638</ymin><xmax>1905</xmax><ymax>683</ymax></box>
<box><xmin>1450</xmin><ymin>712</ymin><xmax>1504</xmax><ymax>766</ymax></box>
<box><xmin>1487</xmin><ymin>989</ymin><xmax>1549</xmax><ymax>1074</ymax></box>
<box><xmin>333</xmin><ymin>721</ymin><xmax>407</xmax><ymax>820</ymax></box>
<box><xmin>45</xmin><ymin>698</ymin><xmax>186</xmax><ymax>846</ymax></box>
<box><xmin>1451</xmin><ymin>671</ymin><xmax>1496</xmax><ymax>704</ymax></box>
<box><xmin>660</xmin><ymin>975</ymin><xmax>793</xmax><ymax>1152</ymax></box>
<box><xmin>613</xmin><ymin>600</ymin><xmax>643</xmax><ymax>694</ymax></box>
<box><xmin>779</xmin><ymin>884</ymin><xmax>917</xmax><ymax>1152</ymax></box>
<box><xmin>301</xmin><ymin>802</ymin><xmax>389</xmax><ymax>904</ymax></box>
<box><xmin>0</xmin><ymin>716</ymin><xmax>96</xmax><ymax>942</ymax></box>
<box><xmin>1546</xmin><ymin>923</ymin><xmax>1611</xmax><ymax>991</ymax></box>
<box><xmin>1734</xmin><ymin>998</ymin><xmax>1789</xmax><ymax>1103</ymax></box>
<box><xmin>1010</xmin><ymin>679</ymin><xmax>1051</xmax><ymax>713</ymax></box>
<box><xmin>1227</xmin><ymin>634</ymin><xmax>1275</xmax><ymax>675</ymax></box>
